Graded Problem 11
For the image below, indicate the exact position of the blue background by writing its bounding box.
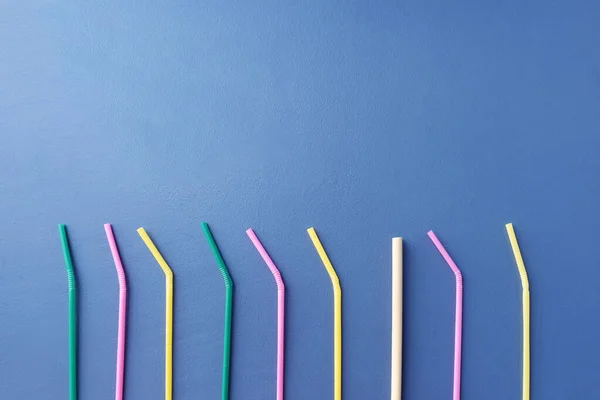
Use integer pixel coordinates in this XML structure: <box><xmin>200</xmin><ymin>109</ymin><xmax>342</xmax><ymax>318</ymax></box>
<box><xmin>1</xmin><ymin>1</ymin><xmax>599</xmax><ymax>399</ymax></box>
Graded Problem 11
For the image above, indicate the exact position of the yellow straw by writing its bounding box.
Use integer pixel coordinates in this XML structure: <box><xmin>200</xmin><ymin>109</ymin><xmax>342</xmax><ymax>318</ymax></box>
<box><xmin>307</xmin><ymin>227</ymin><xmax>342</xmax><ymax>400</ymax></box>
<box><xmin>138</xmin><ymin>228</ymin><xmax>174</xmax><ymax>400</ymax></box>
<box><xmin>505</xmin><ymin>223</ymin><xmax>530</xmax><ymax>400</ymax></box>
<box><xmin>391</xmin><ymin>238</ymin><xmax>403</xmax><ymax>400</ymax></box>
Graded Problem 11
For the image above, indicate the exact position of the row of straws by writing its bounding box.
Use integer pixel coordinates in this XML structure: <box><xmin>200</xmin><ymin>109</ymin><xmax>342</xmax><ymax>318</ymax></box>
<box><xmin>58</xmin><ymin>222</ymin><xmax>530</xmax><ymax>400</ymax></box>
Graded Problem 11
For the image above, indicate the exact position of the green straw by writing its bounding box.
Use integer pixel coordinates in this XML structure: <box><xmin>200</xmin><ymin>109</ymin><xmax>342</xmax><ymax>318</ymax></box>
<box><xmin>59</xmin><ymin>224</ymin><xmax>77</xmax><ymax>400</ymax></box>
<box><xmin>201</xmin><ymin>222</ymin><xmax>233</xmax><ymax>400</ymax></box>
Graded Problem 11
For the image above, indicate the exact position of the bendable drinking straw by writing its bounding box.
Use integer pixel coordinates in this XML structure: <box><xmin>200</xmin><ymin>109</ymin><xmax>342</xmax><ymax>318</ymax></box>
<box><xmin>201</xmin><ymin>222</ymin><xmax>233</xmax><ymax>400</ymax></box>
<box><xmin>59</xmin><ymin>224</ymin><xmax>77</xmax><ymax>400</ymax></box>
<box><xmin>307</xmin><ymin>227</ymin><xmax>342</xmax><ymax>400</ymax></box>
<box><xmin>505</xmin><ymin>223</ymin><xmax>530</xmax><ymax>400</ymax></box>
<box><xmin>137</xmin><ymin>228</ymin><xmax>173</xmax><ymax>400</ymax></box>
<box><xmin>428</xmin><ymin>231</ymin><xmax>463</xmax><ymax>400</ymax></box>
<box><xmin>104</xmin><ymin>224</ymin><xmax>127</xmax><ymax>400</ymax></box>
<box><xmin>246</xmin><ymin>228</ymin><xmax>285</xmax><ymax>400</ymax></box>
<box><xmin>391</xmin><ymin>238</ymin><xmax>403</xmax><ymax>400</ymax></box>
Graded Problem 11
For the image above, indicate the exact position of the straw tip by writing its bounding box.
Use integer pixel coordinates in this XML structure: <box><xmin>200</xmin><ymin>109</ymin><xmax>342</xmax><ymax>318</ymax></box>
<box><xmin>505</xmin><ymin>222</ymin><xmax>514</xmax><ymax>228</ymax></box>
<box><xmin>245</xmin><ymin>228</ymin><xmax>254</xmax><ymax>235</ymax></box>
<box><xmin>136</xmin><ymin>227</ymin><xmax>145</xmax><ymax>234</ymax></box>
<box><xmin>307</xmin><ymin>227</ymin><xmax>315</xmax><ymax>233</ymax></box>
<box><xmin>104</xmin><ymin>223</ymin><xmax>111</xmax><ymax>228</ymax></box>
<box><xmin>427</xmin><ymin>230</ymin><xmax>435</xmax><ymax>236</ymax></box>
<box><xmin>58</xmin><ymin>224</ymin><xmax>67</xmax><ymax>235</ymax></box>
<box><xmin>392</xmin><ymin>237</ymin><xmax>403</xmax><ymax>242</ymax></box>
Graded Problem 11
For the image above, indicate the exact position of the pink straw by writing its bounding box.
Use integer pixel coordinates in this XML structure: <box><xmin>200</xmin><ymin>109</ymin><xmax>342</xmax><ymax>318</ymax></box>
<box><xmin>246</xmin><ymin>228</ymin><xmax>285</xmax><ymax>400</ymax></box>
<box><xmin>104</xmin><ymin>224</ymin><xmax>127</xmax><ymax>400</ymax></box>
<box><xmin>427</xmin><ymin>230</ymin><xmax>463</xmax><ymax>400</ymax></box>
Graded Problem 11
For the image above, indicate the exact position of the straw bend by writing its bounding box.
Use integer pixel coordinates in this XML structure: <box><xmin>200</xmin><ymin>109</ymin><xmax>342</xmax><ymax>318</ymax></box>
<box><xmin>202</xmin><ymin>223</ymin><xmax>233</xmax><ymax>287</ymax></box>
<box><xmin>307</xmin><ymin>228</ymin><xmax>341</xmax><ymax>295</ymax></box>
<box><xmin>506</xmin><ymin>223</ymin><xmax>530</xmax><ymax>291</ymax></box>
<box><xmin>246</xmin><ymin>229</ymin><xmax>285</xmax><ymax>290</ymax></box>
<box><xmin>138</xmin><ymin>228</ymin><xmax>174</xmax><ymax>279</ymax></box>
<box><xmin>427</xmin><ymin>230</ymin><xmax>463</xmax><ymax>400</ymax></box>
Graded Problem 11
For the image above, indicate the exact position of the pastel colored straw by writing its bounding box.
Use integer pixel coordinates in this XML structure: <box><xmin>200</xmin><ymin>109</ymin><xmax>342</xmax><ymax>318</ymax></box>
<box><xmin>246</xmin><ymin>228</ymin><xmax>286</xmax><ymax>400</ymax></box>
<box><xmin>58</xmin><ymin>224</ymin><xmax>77</xmax><ymax>400</ymax></box>
<box><xmin>391</xmin><ymin>237</ymin><xmax>403</xmax><ymax>400</ymax></box>
<box><xmin>307</xmin><ymin>227</ymin><xmax>342</xmax><ymax>400</ymax></box>
<box><xmin>137</xmin><ymin>228</ymin><xmax>174</xmax><ymax>400</ymax></box>
<box><xmin>104</xmin><ymin>224</ymin><xmax>127</xmax><ymax>400</ymax></box>
<box><xmin>428</xmin><ymin>231</ymin><xmax>463</xmax><ymax>400</ymax></box>
<box><xmin>201</xmin><ymin>222</ymin><xmax>233</xmax><ymax>400</ymax></box>
<box><xmin>505</xmin><ymin>223</ymin><xmax>530</xmax><ymax>400</ymax></box>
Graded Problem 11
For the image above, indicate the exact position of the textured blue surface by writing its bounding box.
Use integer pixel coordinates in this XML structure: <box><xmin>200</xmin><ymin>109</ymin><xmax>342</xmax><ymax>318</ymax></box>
<box><xmin>1</xmin><ymin>1</ymin><xmax>600</xmax><ymax>399</ymax></box>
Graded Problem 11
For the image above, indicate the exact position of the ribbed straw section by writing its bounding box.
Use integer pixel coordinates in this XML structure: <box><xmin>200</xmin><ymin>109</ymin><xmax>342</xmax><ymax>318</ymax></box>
<box><xmin>67</xmin><ymin>269</ymin><xmax>77</xmax><ymax>291</ymax></box>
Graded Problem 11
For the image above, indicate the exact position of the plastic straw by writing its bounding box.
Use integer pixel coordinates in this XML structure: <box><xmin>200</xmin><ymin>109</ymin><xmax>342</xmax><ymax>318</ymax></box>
<box><xmin>428</xmin><ymin>231</ymin><xmax>463</xmax><ymax>400</ymax></box>
<box><xmin>58</xmin><ymin>224</ymin><xmax>77</xmax><ymax>400</ymax></box>
<box><xmin>391</xmin><ymin>237</ymin><xmax>403</xmax><ymax>400</ymax></box>
<box><xmin>307</xmin><ymin>227</ymin><xmax>342</xmax><ymax>400</ymax></box>
<box><xmin>246</xmin><ymin>228</ymin><xmax>285</xmax><ymax>400</ymax></box>
<box><xmin>104</xmin><ymin>224</ymin><xmax>127</xmax><ymax>400</ymax></box>
<box><xmin>201</xmin><ymin>223</ymin><xmax>233</xmax><ymax>400</ymax></box>
<box><xmin>137</xmin><ymin>228</ymin><xmax>173</xmax><ymax>400</ymax></box>
<box><xmin>505</xmin><ymin>223</ymin><xmax>530</xmax><ymax>400</ymax></box>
